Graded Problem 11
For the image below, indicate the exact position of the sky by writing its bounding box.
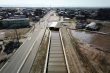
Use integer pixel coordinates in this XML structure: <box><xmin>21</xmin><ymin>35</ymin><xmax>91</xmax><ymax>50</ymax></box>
<box><xmin>0</xmin><ymin>0</ymin><xmax>110</xmax><ymax>7</ymax></box>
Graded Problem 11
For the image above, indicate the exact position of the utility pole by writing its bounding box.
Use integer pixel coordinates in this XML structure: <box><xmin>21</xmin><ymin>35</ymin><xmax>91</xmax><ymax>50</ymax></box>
<box><xmin>14</xmin><ymin>29</ymin><xmax>19</xmax><ymax>43</ymax></box>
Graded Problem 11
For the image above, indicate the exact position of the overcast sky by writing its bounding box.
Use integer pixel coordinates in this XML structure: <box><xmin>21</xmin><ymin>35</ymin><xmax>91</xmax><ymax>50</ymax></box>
<box><xmin>0</xmin><ymin>0</ymin><xmax>110</xmax><ymax>7</ymax></box>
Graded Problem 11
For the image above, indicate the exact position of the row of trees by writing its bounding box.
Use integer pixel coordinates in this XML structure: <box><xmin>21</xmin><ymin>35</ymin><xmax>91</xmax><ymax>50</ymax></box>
<box><xmin>57</xmin><ymin>8</ymin><xmax>110</xmax><ymax>20</ymax></box>
<box><xmin>96</xmin><ymin>8</ymin><xmax>110</xmax><ymax>20</ymax></box>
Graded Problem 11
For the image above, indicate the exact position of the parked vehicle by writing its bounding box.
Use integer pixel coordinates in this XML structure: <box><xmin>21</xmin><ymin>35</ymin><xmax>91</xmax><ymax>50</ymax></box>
<box><xmin>75</xmin><ymin>21</ymin><xmax>87</xmax><ymax>29</ymax></box>
<box><xmin>85</xmin><ymin>22</ymin><xmax>102</xmax><ymax>31</ymax></box>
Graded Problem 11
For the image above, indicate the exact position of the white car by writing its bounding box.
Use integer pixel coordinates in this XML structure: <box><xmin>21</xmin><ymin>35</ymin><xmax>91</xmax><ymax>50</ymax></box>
<box><xmin>86</xmin><ymin>22</ymin><xmax>101</xmax><ymax>31</ymax></box>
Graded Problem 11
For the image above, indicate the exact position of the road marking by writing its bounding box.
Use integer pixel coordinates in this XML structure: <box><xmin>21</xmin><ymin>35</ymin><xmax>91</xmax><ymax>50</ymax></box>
<box><xmin>27</xmin><ymin>37</ymin><xmax>31</xmax><ymax>40</ymax></box>
<box><xmin>0</xmin><ymin>35</ymin><xmax>28</xmax><ymax>71</ymax></box>
<box><xmin>0</xmin><ymin>11</ymin><xmax>53</xmax><ymax>72</ymax></box>
<box><xmin>0</xmin><ymin>61</ymin><xmax>8</xmax><ymax>71</ymax></box>
<box><xmin>0</xmin><ymin>30</ymin><xmax>39</xmax><ymax>72</ymax></box>
<box><xmin>17</xmin><ymin>29</ymin><xmax>45</xmax><ymax>73</ymax></box>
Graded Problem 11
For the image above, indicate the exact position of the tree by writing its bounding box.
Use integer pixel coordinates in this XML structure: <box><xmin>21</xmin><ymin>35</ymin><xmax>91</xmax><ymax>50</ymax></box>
<box><xmin>34</xmin><ymin>9</ymin><xmax>44</xmax><ymax>18</ymax></box>
<box><xmin>96</xmin><ymin>8</ymin><xmax>110</xmax><ymax>20</ymax></box>
<box><xmin>0</xmin><ymin>20</ymin><xmax>3</xmax><ymax>29</ymax></box>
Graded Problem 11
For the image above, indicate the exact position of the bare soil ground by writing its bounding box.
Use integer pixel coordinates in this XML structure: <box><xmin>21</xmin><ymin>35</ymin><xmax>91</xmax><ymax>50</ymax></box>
<box><xmin>0</xmin><ymin>27</ymin><xmax>31</xmax><ymax>39</ymax></box>
<box><xmin>61</xmin><ymin>28</ymin><xmax>88</xmax><ymax>73</ymax></box>
<box><xmin>61</xmin><ymin>17</ymin><xmax>110</xmax><ymax>72</ymax></box>
<box><xmin>61</xmin><ymin>28</ymin><xmax>109</xmax><ymax>73</ymax></box>
<box><xmin>78</xmin><ymin>42</ymin><xmax>109</xmax><ymax>73</ymax></box>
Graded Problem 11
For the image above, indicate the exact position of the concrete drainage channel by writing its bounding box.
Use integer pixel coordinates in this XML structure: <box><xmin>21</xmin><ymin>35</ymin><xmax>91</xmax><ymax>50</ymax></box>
<box><xmin>43</xmin><ymin>29</ymin><xmax>70</xmax><ymax>73</ymax></box>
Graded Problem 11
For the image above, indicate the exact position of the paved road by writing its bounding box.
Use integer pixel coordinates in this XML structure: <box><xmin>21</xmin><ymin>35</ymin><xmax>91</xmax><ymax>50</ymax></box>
<box><xmin>0</xmin><ymin>11</ymin><xmax>55</xmax><ymax>73</ymax></box>
<box><xmin>0</xmin><ymin>27</ymin><xmax>45</xmax><ymax>73</ymax></box>
<box><xmin>19</xmin><ymin>29</ymin><xmax>45</xmax><ymax>73</ymax></box>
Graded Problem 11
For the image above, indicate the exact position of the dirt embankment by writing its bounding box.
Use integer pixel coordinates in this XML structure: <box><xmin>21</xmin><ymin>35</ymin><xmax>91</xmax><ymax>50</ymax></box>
<box><xmin>69</xmin><ymin>28</ymin><xmax>109</xmax><ymax>73</ymax></box>
<box><xmin>29</xmin><ymin>29</ymin><xmax>49</xmax><ymax>73</ymax></box>
<box><xmin>60</xmin><ymin>28</ymin><xmax>109</xmax><ymax>73</ymax></box>
<box><xmin>61</xmin><ymin>28</ymin><xmax>88</xmax><ymax>73</ymax></box>
<box><xmin>78</xmin><ymin>43</ymin><xmax>109</xmax><ymax>73</ymax></box>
